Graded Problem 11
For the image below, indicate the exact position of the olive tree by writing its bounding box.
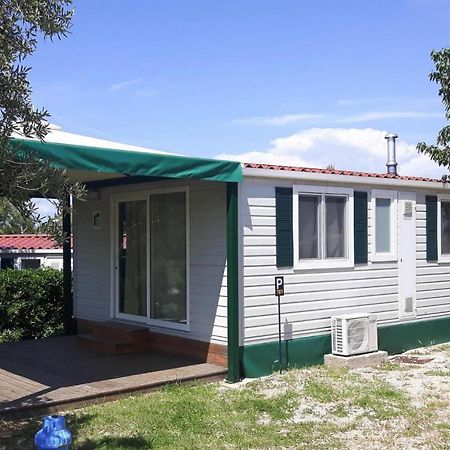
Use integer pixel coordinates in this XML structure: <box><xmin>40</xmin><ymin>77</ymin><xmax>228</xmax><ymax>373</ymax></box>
<box><xmin>0</xmin><ymin>0</ymin><xmax>84</xmax><ymax>231</ymax></box>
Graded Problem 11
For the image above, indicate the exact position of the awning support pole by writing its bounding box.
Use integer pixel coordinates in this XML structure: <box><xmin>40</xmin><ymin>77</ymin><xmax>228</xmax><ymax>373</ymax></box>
<box><xmin>226</xmin><ymin>182</ymin><xmax>240</xmax><ymax>382</ymax></box>
<box><xmin>62</xmin><ymin>192</ymin><xmax>74</xmax><ymax>335</ymax></box>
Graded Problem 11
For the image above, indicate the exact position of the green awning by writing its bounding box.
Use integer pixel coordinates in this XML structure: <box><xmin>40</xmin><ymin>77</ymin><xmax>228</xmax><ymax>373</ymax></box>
<box><xmin>10</xmin><ymin>138</ymin><xmax>243</xmax><ymax>183</ymax></box>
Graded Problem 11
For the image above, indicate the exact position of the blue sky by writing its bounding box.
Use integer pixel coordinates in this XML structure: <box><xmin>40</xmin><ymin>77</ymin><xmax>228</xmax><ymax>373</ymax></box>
<box><xmin>29</xmin><ymin>0</ymin><xmax>450</xmax><ymax>179</ymax></box>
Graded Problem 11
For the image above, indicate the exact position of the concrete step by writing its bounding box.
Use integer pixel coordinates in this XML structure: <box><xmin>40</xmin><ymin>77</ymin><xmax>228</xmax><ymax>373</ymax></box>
<box><xmin>92</xmin><ymin>321</ymin><xmax>149</xmax><ymax>343</ymax></box>
<box><xmin>77</xmin><ymin>334</ymin><xmax>151</xmax><ymax>354</ymax></box>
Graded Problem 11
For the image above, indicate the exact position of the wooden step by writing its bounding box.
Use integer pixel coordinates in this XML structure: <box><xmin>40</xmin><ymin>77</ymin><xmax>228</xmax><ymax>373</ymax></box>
<box><xmin>92</xmin><ymin>321</ymin><xmax>149</xmax><ymax>343</ymax></box>
<box><xmin>77</xmin><ymin>334</ymin><xmax>151</xmax><ymax>354</ymax></box>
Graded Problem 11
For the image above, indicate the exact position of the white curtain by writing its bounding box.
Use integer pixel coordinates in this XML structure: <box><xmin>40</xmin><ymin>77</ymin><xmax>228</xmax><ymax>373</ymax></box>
<box><xmin>325</xmin><ymin>196</ymin><xmax>345</xmax><ymax>258</ymax></box>
<box><xmin>299</xmin><ymin>195</ymin><xmax>319</xmax><ymax>259</ymax></box>
<box><xmin>375</xmin><ymin>198</ymin><xmax>391</xmax><ymax>253</ymax></box>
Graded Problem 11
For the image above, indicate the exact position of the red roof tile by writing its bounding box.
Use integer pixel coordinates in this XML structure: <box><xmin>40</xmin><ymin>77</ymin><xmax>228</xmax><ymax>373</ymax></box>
<box><xmin>0</xmin><ymin>235</ymin><xmax>61</xmax><ymax>250</ymax></box>
<box><xmin>243</xmin><ymin>163</ymin><xmax>441</xmax><ymax>183</ymax></box>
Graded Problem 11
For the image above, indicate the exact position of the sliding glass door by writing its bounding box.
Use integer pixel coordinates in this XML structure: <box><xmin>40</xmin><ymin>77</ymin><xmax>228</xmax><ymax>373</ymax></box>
<box><xmin>115</xmin><ymin>189</ymin><xmax>188</xmax><ymax>329</ymax></box>
<box><xmin>150</xmin><ymin>191</ymin><xmax>187</xmax><ymax>323</ymax></box>
<box><xmin>118</xmin><ymin>200</ymin><xmax>147</xmax><ymax>317</ymax></box>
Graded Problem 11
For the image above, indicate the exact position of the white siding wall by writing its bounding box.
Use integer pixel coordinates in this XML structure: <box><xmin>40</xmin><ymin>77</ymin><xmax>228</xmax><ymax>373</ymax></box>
<box><xmin>241</xmin><ymin>178</ymin><xmax>450</xmax><ymax>346</ymax></box>
<box><xmin>416</xmin><ymin>193</ymin><xmax>450</xmax><ymax>318</ymax></box>
<box><xmin>74</xmin><ymin>180</ymin><xmax>227</xmax><ymax>345</ymax></box>
<box><xmin>73</xmin><ymin>194</ymin><xmax>112</xmax><ymax>321</ymax></box>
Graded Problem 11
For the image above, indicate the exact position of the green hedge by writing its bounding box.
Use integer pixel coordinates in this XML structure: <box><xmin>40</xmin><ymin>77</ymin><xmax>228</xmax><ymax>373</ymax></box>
<box><xmin>0</xmin><ymin>268</ymin><xmax>64</xmax><ymax>343</ymax></box>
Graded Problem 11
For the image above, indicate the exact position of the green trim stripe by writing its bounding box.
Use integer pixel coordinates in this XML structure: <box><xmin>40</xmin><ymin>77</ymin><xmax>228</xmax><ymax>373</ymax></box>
<box><xmin>227</xmin><ymin>182</ymin><xmax>240</xmax><ymax>382</ymax></box>
<box><xmin>240</xmin><ymin>316</ymin><xmax>450</xmax><ymax>378</ymax></box>
<box><xmin>241</xmin><ymin>334</ymin><xmax>331</xmax><ymax>378</ymax></box>
<box><xmin>426</xmin><ymin>195</ymin><xmax>438</xmax><ymax>261</ymax></box>
<box><xmin>10</xmin><ymin>138</ymin><xmax>243</xmax><ymax>183</ymax></box>
<box><xmin>378</xmin><ymin>316</ymin><xmax>450</xmax><ymax>354</ymax></box>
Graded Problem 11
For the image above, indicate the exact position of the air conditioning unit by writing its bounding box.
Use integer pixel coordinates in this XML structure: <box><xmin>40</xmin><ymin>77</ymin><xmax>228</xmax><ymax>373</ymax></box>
<box><xmin>331</xmin><ymin>313</ymin><xmax>378</xmax><ymax>356</ymax></box>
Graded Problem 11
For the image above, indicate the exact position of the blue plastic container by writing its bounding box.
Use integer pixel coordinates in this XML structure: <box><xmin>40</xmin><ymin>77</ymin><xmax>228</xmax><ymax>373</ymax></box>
<box><xmin>34</xmin><ymin>415</ymin><xmax>72</xmax><ymax>450</ymax></box>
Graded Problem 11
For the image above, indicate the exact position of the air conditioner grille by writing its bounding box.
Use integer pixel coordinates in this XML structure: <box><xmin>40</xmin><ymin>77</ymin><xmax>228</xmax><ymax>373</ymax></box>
<box><xmin>333</xmin><ymin>318</ymin><xmax>343</xmax><ymax>353</ymax></box>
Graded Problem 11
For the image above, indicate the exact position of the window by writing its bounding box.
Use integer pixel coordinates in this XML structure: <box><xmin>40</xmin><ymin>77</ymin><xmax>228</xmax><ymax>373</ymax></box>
<box><xmin>293</xmin><ymin>186</ymin><xmax>354</xmax><ymax>269</ymax></box>
<box><xmin>325</xmin><ymin>196</ymin><xmax>346</xmax><ymax>258</ymax></box>
<box><xmin>298</xmin><ymin>195</ymin><xmax>319</xmax><ymax>259</ymax></box>
<box><xmin>437</xmin><ymin>196</ymin><xmax>450</xmax><ymax>262</ymax></box>
<box><xmin>371</xmin><ymin>190</ymin><xmax>397</xmax><ymax>261</ymax></box>
<box><xmin>21</xmin><ymin>258</ymin><xmax>41</xmax><ymax>269</ymax></box>
<box><xmin>0</xmin><ymin>258</ymin><xmax>14</xmax><ymax>270</ymax></box>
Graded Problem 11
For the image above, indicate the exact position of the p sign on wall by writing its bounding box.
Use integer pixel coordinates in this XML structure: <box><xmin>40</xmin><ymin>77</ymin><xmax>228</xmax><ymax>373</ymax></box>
<box><xmin>275</xmin><ymin>276</ymin><xmax>285</xmax><ymax>296</ymax></box>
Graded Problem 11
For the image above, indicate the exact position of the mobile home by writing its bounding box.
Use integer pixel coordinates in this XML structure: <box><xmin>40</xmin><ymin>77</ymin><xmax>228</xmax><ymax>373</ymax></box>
<box><xmin>12</xmin><ymin>131</ymin><xmax>450</xmax><ymax>381</ymax></box>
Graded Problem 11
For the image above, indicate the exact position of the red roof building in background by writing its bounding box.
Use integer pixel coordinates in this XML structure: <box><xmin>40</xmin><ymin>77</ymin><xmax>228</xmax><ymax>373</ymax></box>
<box><xmin>0</xmin><ymin>234</ymin><xmax>61</xmax><ymax>250</ymax></box>
<box><xmin>0</xmin><ymin>235</ymin><xmax>65</xmax><ymax>270</ymax></box>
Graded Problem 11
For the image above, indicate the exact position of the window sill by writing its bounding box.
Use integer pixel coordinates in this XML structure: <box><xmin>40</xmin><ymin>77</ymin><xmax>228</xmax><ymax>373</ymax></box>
<box><xmin>371</xmin><ymin>254</ymin><xmax>397</xmax><ymax>263</ymax></box>
<box><xmin>437</xmin><ymin>255</ymin><xmax>450</xmax><ymax>264</ymax></box>
<box><xmin>294</xmin><ymin>259</ymin><xmax>354</xmax><ymax>271</ymax></box>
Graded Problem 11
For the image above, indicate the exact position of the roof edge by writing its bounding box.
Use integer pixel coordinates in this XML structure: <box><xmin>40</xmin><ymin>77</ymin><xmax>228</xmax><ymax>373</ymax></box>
<box><xmin>243</xmin><ymin>165</ymin><xmax>450</xmax><ymax>190</ymax></box>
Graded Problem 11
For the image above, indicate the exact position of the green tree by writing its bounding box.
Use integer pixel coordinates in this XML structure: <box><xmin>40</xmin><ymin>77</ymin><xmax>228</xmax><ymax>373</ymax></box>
<box><xmin>0</xmin><ymin>198</ymin><xmax>37</xmax><ymax>234</ymax></box>
<box><xmin>417</xmin><ymin>48</ymin><xmax>450</xmax><ymax>175</ymax></box>
<box><xmin>0</xmin><ymin>0</ymin><xmax>84</xmax><ymax>225</ymax></box>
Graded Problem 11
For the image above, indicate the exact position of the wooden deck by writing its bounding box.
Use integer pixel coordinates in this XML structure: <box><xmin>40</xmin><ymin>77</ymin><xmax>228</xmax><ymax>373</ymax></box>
<box><xmin>0</xmin><ymin>335</ymin><xmax>227</xmax><ymax>418</ymax></box>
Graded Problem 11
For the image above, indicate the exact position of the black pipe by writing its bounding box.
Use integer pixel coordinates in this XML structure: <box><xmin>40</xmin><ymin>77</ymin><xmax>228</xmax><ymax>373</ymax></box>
<box><xmin>62</xmin><ymin>193</ymin><xmax>74</xmax><ymax>335</ymax></box>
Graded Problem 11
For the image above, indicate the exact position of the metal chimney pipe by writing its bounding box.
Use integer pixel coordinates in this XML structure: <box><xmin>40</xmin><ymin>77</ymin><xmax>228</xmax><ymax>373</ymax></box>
<box><xmin>385</xmin><ymin>133</ymin><xmax>398</xmax><ymax>175</ymax></box>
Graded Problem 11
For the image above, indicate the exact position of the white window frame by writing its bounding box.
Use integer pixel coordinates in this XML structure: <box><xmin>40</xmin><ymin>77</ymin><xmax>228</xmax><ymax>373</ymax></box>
<box><xmin>437</xmin><ymin>194</ymin><xmax>450</xmax><ymax>263</ymax></box>
<box><xmin>293</xmin><ymin>185</ymin><xmax>354</xmax><ymax>270</ymax></box>
<box><xmin>111</xmin><ymin>186</ymin><xmax>190</xmax><ymax>332</ymax></box>
<box><xmin>371</xmin><ymin>189</ymin><xmax>398</xmax><ymax>262</ymax></box>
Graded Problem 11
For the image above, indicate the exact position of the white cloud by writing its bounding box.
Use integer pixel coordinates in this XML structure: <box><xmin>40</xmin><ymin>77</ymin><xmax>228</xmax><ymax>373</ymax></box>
<box><xmin>231</xmin><ymin>110</ymin><xmax>443</xmax><ymax>127</ymax></box>
<box><xmin>339</xmin><ymin>111</ymin><xmax>442</xmax><ymax>123</ymax></box>
<box><xmin>108</xmin><ymin>78</ymin><xmax>142</xmax><ymax>92</ymax></box>
<box><xmin>217</xmin><ymin>127</ymin><xmax>444</xmax><ymax>179</ymax></box>
<box><xmin>232</xmin><ymin>113</ymin><xmax>324</xmax><ymax>126</ymax></box>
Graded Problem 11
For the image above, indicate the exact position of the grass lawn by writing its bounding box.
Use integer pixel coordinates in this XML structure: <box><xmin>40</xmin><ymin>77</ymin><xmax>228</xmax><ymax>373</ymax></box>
<box><xmin>1</xmin><ymin>343</ymin><xmax>449</xmax><ymax>449</ymax></box>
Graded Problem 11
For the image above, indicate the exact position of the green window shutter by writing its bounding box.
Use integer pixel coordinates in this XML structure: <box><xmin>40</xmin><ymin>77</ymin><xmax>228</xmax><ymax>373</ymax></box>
<box><xmin>276</xmin><ymin>187</ymin><xmax>293</xmax><ymax>268</ymax></box>
<box><xmin>426</xmin><ymin>195</ymin><xmax>438</xmax><ymax>262</ymax></box>
<box><xmin>354</xmin><ymin>191</ymin><xmax>368</xmax><ymax>264</ymax></box>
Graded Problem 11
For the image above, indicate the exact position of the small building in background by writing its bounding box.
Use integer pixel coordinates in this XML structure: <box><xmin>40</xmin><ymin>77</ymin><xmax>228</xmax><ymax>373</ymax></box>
<box><xmin>0</xmin><ymin>235</ymin><xmax>65</xmax><ymax>270</ymax></box>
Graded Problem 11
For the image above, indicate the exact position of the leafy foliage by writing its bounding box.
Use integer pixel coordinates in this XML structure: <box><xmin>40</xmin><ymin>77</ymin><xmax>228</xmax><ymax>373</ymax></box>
<box><xmin>0</xmin><ymin>0</ymin><xmax>85</xmax><ymax>230</ymax></box>
<box><xmin>0</xmin><ymin>198</ymin><xmax>37</xmax><ymax>233</ymax></box>
<box><xmin>0</xmin><ymin>197</ymin><xmax>64</xmax><ymax>238</ymax></box>
<box><xmin>0</xmin><ymin>268</ymin><xmax>63</xmax><ymax>342</ymax></box>
<box><xmin>417</xmin><ymin>48</ymin><xmax>450</xmax><ymax>175</ymax></box>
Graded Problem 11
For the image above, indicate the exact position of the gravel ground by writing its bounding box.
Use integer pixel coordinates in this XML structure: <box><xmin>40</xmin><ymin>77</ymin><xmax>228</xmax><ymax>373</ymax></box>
<box><xmin>234</xmin><ymin>342</ymin><xmax>450</xmax><ymax>449</ymax></box>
